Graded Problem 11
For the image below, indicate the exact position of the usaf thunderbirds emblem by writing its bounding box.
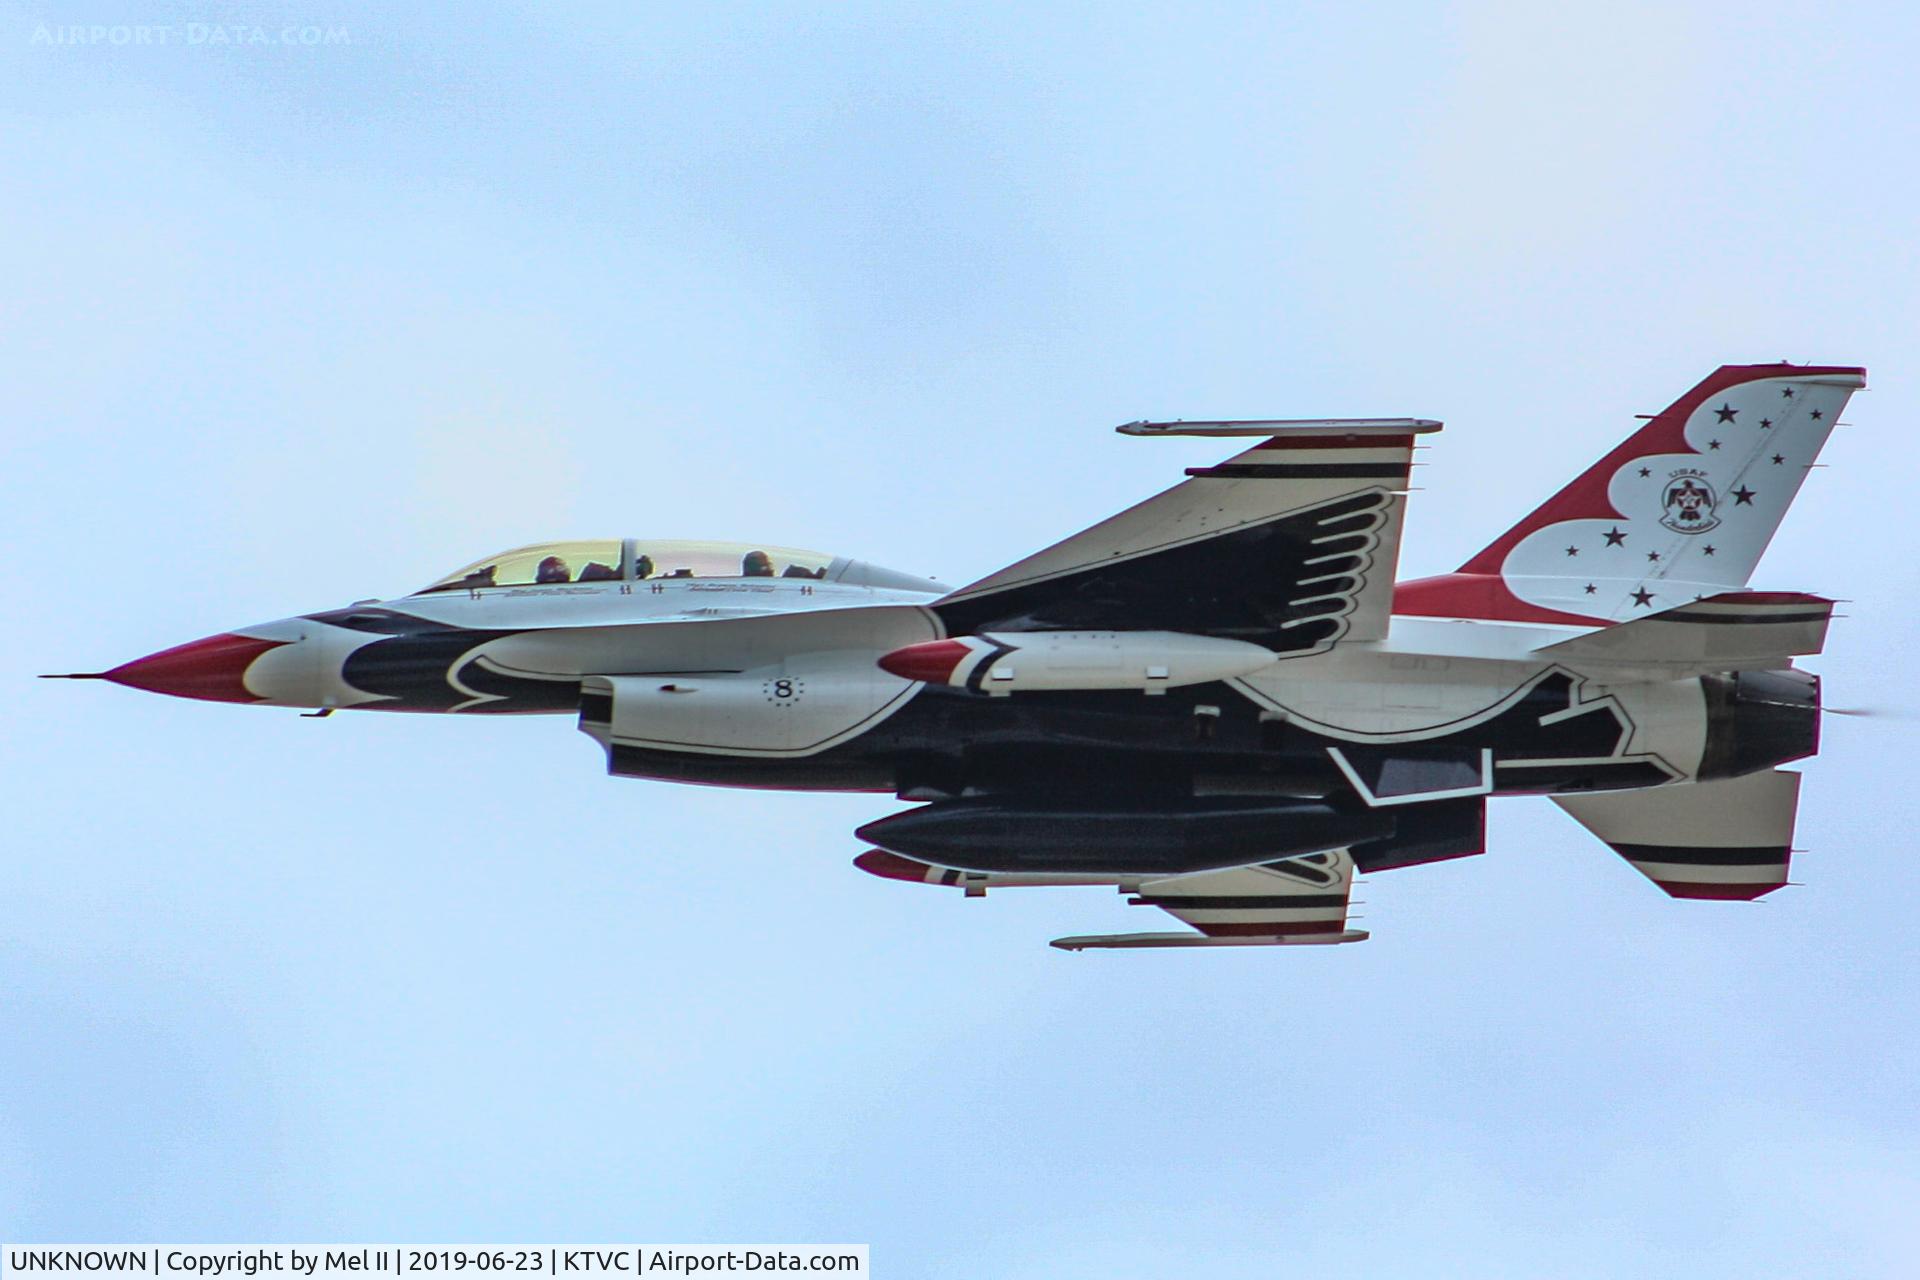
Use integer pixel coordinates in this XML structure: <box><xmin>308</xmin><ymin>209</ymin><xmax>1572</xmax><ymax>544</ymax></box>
<box><xmin>1661</xmin><ymin>468</ymin><xmax>1721</xmax><ymax>534</ymax></box>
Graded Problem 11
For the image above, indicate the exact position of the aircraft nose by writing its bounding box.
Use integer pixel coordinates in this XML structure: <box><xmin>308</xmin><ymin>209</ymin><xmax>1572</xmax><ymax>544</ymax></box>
<box><xmin>102</xmin><ymin>632</ymin><xmax>294</xmax><ymax>703</ymax></box>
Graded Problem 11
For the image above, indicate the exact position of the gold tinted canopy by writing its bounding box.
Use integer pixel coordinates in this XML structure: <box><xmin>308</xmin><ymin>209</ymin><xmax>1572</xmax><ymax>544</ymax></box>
<box><xmin>415</xmin><ymin>539</ymin><xmax>836</xmax><ymax>593</ymax></box>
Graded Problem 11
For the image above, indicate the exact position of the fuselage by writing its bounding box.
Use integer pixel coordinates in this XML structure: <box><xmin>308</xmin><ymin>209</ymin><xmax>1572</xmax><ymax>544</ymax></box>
<box><xmin>96</xmin><ymin>568</ymin><xmax>1818</xmax><ymax>805</ymax></box>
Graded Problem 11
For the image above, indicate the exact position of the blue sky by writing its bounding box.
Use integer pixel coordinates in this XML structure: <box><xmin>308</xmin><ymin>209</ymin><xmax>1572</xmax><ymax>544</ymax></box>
<box><xmin>4</xmin><ymin>2</ymin><xmax>1919</xmax><ymax>1274</ymax></box>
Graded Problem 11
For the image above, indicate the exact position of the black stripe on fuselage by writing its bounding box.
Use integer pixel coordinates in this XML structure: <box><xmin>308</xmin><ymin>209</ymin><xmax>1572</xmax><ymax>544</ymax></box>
<box><xmin>308</xmin><ymin>608</ymin><xmax>575</xmax><ymax>713</ymax></box>
<box><xmin>962</xmin><ymin>641</ymin><xmax>1019</xmax><ymax>695</ymax></box>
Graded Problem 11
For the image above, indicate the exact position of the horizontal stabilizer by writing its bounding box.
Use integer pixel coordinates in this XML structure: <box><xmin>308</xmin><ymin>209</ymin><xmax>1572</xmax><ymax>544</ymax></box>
<box><xmin>1535</xmin><ymin>592</ymin><xmax>1831</xmax><ymax>672</ymax></box>
<box><xmin>1554</xmin><ymin>769</ymin><xmax>1799</xmax><ymax>899</ymax></box>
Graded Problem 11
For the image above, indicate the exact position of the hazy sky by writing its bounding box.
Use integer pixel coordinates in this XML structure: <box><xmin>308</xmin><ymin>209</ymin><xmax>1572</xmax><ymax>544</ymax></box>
<box><xmin>4</xmin><ymin>2</ymin><xmax>1919</xmax><ymax>1275</ymax></box>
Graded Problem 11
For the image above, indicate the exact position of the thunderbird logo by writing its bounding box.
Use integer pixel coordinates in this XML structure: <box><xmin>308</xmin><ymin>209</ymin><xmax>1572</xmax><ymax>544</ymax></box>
<box><xmin>1661</xmin><ymin>469</ymin><xmax>1721</xmax><ymax>534</ymax></box>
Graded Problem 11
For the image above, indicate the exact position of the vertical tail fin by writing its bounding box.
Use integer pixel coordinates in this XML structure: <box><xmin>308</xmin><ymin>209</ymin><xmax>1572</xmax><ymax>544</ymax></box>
<box><xmin>1396</xmin><ymin>363</ymin><xmax>1865</xmax><ymax>624</ymax></box>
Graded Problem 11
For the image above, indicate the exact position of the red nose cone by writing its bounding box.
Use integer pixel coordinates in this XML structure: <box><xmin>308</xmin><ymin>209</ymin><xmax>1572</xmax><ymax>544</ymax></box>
<box><xmin>104</xmin><ymin>633</ymin><xmax>289</xmax><ymax>703</ymax></box>
<box><xmin>877</xmin><ymin>639</ymin><xmax>973</xmax><ymax>684</ymax></box>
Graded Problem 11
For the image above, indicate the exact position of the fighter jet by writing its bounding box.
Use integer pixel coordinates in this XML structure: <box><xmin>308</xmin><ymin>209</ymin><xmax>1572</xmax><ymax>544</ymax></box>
<box><xmin>54</xmin><ymin>362</ymin><xmax>1861</xmax><ymax>949</ymax></box>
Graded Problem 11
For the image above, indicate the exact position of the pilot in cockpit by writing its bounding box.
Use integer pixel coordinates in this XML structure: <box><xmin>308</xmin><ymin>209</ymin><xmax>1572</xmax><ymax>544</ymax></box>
<box><xmin>742</xmin><ymin>550</ymin><xmax>775</xmax><ymax>577</ymax></box>
<box><xmin>577</xmin><ymin>559</ymin><xmax>619</xmax><ymax>582</ymax></box>
<box><xmin>536</xmin><ymin>555</ymin><xmax>572</xmax><ymax>584</ymax></box>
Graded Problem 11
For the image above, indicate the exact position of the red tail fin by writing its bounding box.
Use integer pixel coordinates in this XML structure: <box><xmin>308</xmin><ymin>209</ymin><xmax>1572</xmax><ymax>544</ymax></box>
<box><xmin>1395</xmin><ymin>362</ymin><xmax>1864</xmax><ymax>625</ymax></box>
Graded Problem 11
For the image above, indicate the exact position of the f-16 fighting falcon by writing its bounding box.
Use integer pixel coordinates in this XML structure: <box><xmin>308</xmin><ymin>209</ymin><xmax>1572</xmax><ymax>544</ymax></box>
<box><xmin>54</xmin><ymin>362</ymin><xmax>1862</xmax><ymax>950</ymax></box>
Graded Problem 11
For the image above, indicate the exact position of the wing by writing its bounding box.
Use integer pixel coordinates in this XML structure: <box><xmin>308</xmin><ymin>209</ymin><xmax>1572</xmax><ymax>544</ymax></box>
<box><xmin>1052</xmin><ymin>849</ymin><xmax>1366</xmax><ymax>950</ymax></box>
<box><xmin>935</xmin><ymin>419</ymin><xmax>1440</xmax><ymax>653</ymax></box>
<box><xmin>855</xmin><ymin>835</ymin><xmax>1372</xmax><ymax>950</ymax></box>
<box><xmin>1554</xmin><ymin>769</ymin><xmax>1800</xmax><ymax>899</ymax></box>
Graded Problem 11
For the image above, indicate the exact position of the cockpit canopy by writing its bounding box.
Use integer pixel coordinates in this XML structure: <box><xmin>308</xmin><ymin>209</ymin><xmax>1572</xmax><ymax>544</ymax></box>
<box><xmin>414</xmin><ymin>539</ymin><xmax>940</xmax><ymax>594</ymax></box>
